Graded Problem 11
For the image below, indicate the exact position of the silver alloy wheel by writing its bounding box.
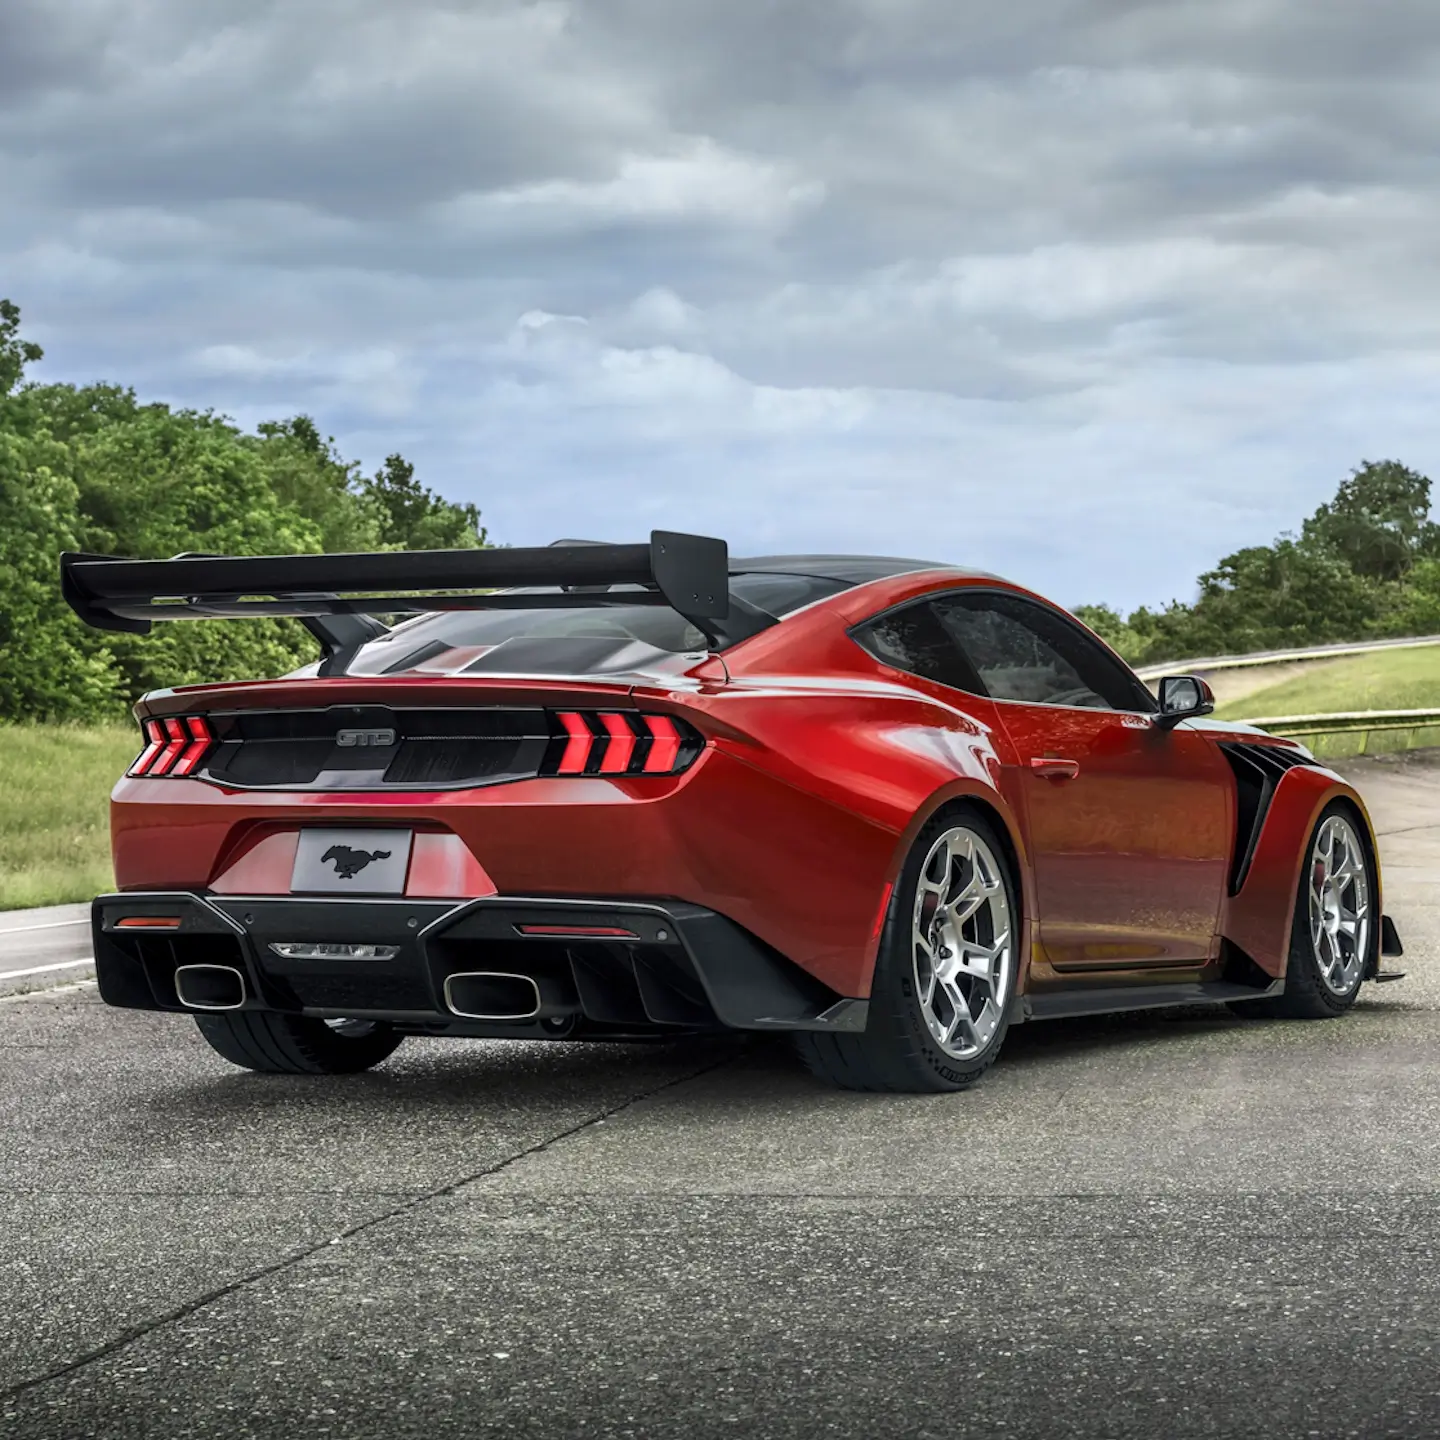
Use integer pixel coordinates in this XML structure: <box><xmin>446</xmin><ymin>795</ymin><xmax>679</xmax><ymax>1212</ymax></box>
<box><xmin>912</xmin><ymin>825</ymin><xmax>1014</xmax><ymax>1060</ymax></box>
<box><xmin>1308</xmin><ymin>813</ymin><xmax>1371</xmax><ymax>997</ymax></box>
<box><xmin>324</xmin><ymin>1018</ymin><xmax>379</xmax><ymax>1038</ymax></box>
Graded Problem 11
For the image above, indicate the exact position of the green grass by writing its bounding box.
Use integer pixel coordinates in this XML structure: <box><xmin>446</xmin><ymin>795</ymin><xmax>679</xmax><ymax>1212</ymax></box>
<box><xmin>1217</xmin><ymin>646</ymin><xmax>1440</xmax><ymax>760</ymax></box>
<box><xmin>0</xmin><ymin>723</ymin><xmax>137</xmax><ymax>910</ymax></box>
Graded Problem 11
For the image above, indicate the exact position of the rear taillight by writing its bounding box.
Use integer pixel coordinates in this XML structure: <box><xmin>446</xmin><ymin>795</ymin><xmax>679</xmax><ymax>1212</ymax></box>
<box><xmin>541</xmin><ymin>712</ymin><xmax>702</xmax><ymax>777</ymax></box>
<box><xmin>128</xmin><ymin>715</ymin><xmax>216</xmax><ymax>778</ymax></box>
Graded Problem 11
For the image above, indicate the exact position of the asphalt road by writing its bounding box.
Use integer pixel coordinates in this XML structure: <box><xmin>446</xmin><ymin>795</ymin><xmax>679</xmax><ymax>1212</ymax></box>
<box><xmin>0</xmin><ymin>904</ymin><xmax>92</xmax><ymax>998</ymax></box>
<box><xmin>3</xmin><ymin>756</ymin><xmax>1440</xmax><ymax>1439</ymax></box>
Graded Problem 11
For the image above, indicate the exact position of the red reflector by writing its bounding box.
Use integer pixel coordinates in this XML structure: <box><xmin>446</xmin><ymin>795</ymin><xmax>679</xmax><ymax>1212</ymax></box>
<box><xmin>130</xmin><ymin>719</ymin><xmax>165</xmax><ymax>776</ymax></box>
<box><xmin>516</xmin><ymin>924</ymin><xmax>640</xmax><ymax>938</ymax></box>
<box><xmin>598</xmin><ymin>712</ymin><xmax>637</xmax><ymax>774</ymax></box>
<box><xmin>115</xmin><ymin>916</ymin><xmax>183</xmax><ymax>930</ymax></box>
<box><xmin>170</xmin><ymin>714</ymin><xmax>213</xmax><ymax>777</ymax></box>
<box><xmin>556</xmin><ymin>712</ymin><xmax>592</xmax><ymax>774</ymax></box>
<box><xmin>150</xmin><ymin>717</ymin><xmax>188</xmax><ymax>776</ymax></box>
<box><xmin>871</xmin><ymin>882</ymin><xmax>895</xmax><ymax>942</ymax></box>
<box><xmin>642</xmin><ymin>715</ymin><xmax>682</xmax><ymax>773</ymax></box>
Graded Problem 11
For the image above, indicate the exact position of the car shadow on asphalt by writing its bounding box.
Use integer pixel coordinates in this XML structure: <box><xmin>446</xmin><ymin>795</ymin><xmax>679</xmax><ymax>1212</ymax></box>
<box><xmin>137</xmin><ymin>1031</ymin><xmax>748</xmax><ymax>1119</ymax></box>
<box><xmin>135</xmin><ymin>1006</ymin><xmax>1251</xmax><ymax>1124</ymax></box>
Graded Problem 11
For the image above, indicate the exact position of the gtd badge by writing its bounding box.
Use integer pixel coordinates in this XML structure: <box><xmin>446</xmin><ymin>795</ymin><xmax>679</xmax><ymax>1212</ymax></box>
<box><xmin>335</xmin><ymin>728</ymin><xmax>397</xmax><ymax>748</ymax></box>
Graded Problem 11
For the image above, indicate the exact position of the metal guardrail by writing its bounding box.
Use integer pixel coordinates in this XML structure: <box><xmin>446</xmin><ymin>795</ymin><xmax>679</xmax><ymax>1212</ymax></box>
<box><xmin>1246</xmin><ymin>708</ymin><xmax>1440</xmax><ymax>754</ymax></box>
<box><xmin>1134</xmin><ymin>634</ymin><xmax>1440</xmax><ymax>680</ymax></box>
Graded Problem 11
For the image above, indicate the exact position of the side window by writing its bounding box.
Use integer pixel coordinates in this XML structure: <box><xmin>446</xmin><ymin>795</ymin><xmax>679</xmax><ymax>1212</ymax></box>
<box><xmin>852</xmin><ymin>601</ymin><xmax>985</xmax><ymax>694</ymax></box>
<box><xmin>934</xmin><ymin>592</ymin><xmax>1151</xmax><ymax>712</ymax></box>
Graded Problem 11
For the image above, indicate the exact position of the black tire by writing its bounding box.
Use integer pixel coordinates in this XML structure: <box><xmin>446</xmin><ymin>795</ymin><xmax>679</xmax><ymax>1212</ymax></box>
<box><xmin>193</xmin><ymin>1012</ymin><xmax>404</xmax><ymax>1074</ymax></box>
<box><xmin>796</xmin><ymin>805</ymin><xmax>1019</xmax><ymax>1092</ymax></box>
<box><xmin>1228</xmin><ymin>800</ymin><xmax>1377</xmax><ymax>1021</ymax></box>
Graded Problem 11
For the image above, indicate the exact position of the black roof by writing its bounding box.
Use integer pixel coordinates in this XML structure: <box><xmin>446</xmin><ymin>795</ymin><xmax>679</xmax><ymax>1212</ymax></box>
<box><xmin>730</xmin><ymin>555</ymin><xmax>995</xmax><ymax>585</ymax></box>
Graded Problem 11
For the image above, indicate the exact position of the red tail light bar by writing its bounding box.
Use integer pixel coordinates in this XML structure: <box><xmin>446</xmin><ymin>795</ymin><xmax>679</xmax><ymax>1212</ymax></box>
<box><xmin>128</xmin><ymin>715</ymin><xmax>216</xmax><ymax>778</ymax></box>
<box><xmin>516</xmin><ymin>924</ymin><xmax>640</xmax><ymax>938</ymax></box>
<box><xmin>543</xmin><ymin>711</ymin><xmax>701</xmax><ymax>777</ymax></box>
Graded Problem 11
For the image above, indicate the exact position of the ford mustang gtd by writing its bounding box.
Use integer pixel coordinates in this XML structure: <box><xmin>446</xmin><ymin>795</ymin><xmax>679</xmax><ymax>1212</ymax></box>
<box><xmin>61</xmin><ymin>533</ymin><xmax>1405</xmax><ymax>1091</ymax></box>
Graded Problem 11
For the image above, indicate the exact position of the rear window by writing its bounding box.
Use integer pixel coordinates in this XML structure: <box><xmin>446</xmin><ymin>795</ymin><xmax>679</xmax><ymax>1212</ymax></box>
<box><xmin>343</xmin><ymin>571</ymin><xmax>849</xmax><ymax>675</ymax></box>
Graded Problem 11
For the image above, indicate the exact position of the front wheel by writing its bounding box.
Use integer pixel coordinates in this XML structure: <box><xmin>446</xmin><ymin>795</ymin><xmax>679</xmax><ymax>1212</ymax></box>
<box><xmin>796</xmin><ymin>808</ymin><xmax>1019</xmax><ymax>1092</ymax></box>
<box><xmin>194</xmin><ymin>1012</ymin><xmax>404</xmax><ymax>1074</ymax></box>
<box><xmin>1229</xmin><ymin>802</ymin><xmax>1377</xmax><ymax>1020</ymax></box>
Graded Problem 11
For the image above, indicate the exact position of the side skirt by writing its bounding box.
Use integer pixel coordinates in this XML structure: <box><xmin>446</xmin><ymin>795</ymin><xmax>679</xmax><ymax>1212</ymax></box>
<box><xmin>1021</xmin><ymin>978</ymin><xmax>1285</xmax><ymax>1023</ymax></box>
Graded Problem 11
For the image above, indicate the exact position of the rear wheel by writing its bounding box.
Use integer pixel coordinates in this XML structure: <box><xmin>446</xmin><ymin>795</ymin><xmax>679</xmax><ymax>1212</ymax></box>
<box><xmin>193</xmin><ymin>1012</ymin><xmax>404</xmax><ymax>1074</ymax></box>
<box><xmin>1229</xmin><ymin>802</ymin><xmax>1376</xmax><ymax>1020</ymax></box>
<box><xmin>796</xmin><ymin>808</ymin><xmax>1018</xmax><ymax>1092</ymax></box>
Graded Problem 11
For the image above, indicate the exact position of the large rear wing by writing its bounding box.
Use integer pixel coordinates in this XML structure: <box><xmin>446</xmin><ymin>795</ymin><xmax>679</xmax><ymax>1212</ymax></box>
<box><xmin>61</xmin><ymin>531</ymin><xmax>766</xmax><ymax>661</ymax></box>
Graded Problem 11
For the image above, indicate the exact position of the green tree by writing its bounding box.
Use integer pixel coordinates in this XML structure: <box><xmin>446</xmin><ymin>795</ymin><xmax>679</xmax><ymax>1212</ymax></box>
<box><xmin>1301</xmin><ymin>460</ymin><xmax>1439</xmax><ymax>582</ymax></box>
<box><xmin>252</xmin><ymin>416</ymin><xmax>386</xmax><ymax>554</ymax></box>
<box><xmin>1078</xmin><ymin>460</ymin><xmax>1439</xmax><ymax>665</ymax></box>
<box><xmin>0</xmin><ymin>297</ymin><xmax>493</xmax><ymax>720</ymax></box>
<box><xmin>0</xmin><ymin>428</ymin><xmax>125</xmax><ymax>720</ymax></box>
<box><xmin>0</xmin><ymin>298</ymin><xmax>44</xmax><ymax>396</ymax></box>
<box><xmin>1070</xmin><ymin>604</ymin><xmax>1146</xmax><ymax>663</ymax></box>
<box><xmin>65</xmin><ymin>402</ymin><xmax>328</xmax><ymax>700</ymax></box>
<box><xmin>358</xmin><ymin>453</ymin><xmax>487</xmax><ymax>551</ymax></box>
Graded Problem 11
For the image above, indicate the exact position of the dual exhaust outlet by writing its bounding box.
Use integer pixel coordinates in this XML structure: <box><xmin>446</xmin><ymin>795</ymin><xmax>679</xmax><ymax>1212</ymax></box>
<box><xmin>174</xmin><ymin>964</ymin><xmax>248</xmax><ymax>1012</ymax></box>
<box><xmin>172</xmin><ymin>962</ymin><xmax>566</xmax><ymax>1024</ymax></box>
<box><xmin>443</xmin><ymin>971</ymin><xmax>572</xmax><ymax>1022</ymax></box>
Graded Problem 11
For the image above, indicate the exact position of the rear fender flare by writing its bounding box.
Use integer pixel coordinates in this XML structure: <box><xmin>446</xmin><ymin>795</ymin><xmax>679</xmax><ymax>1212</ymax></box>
<box><xmin>867</xmin><ymin>782</ymin><xmax>1037</xmax><ymax>997</ymax></box>
<box><xmin>1221</xmin><ymin>766</ymin><xmax>1382</xmax><ymax>980</ymax></box>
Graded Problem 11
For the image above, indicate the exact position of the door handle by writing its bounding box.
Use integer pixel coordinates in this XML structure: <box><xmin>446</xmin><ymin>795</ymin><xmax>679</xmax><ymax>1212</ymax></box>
<box><xmin>1030</xmin><ymin>756</ymin><xmax>1079</xmax><ymax>780</ymax></box>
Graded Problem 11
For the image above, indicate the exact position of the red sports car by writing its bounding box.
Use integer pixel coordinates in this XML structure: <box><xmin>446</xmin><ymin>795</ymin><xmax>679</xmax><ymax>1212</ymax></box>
<box><xmin>61</xmin><ymin>532</ymin><xmax>1404</xmax><ymax>1091</ymax></box>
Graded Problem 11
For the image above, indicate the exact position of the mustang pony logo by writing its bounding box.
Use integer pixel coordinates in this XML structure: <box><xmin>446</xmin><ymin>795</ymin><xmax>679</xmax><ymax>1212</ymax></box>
<box><xmin>321</xmin><ymin>844</ymin><xmax>392</xmax><ymax>880</ymax></box>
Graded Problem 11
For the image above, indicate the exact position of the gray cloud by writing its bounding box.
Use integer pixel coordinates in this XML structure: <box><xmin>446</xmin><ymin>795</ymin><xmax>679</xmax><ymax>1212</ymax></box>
<box><xmin>5</xmin><ymin>0</ymin><xmax>1440</xmax><ymax>609</ymax></box>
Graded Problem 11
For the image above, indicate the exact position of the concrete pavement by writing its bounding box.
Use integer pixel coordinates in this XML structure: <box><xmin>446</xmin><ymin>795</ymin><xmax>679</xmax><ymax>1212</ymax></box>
<box><xmin>2</xmin><ymin>756</ymin><xmax>1439</xmax><ymax>1438</ymax></box>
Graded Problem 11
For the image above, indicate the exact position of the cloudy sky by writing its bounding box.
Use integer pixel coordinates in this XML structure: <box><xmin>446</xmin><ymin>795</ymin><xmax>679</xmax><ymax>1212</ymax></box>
<box><xmin>5</xmin><ymin>0</ymin><xmax>1440</xmax><ymax>611</ymax></box>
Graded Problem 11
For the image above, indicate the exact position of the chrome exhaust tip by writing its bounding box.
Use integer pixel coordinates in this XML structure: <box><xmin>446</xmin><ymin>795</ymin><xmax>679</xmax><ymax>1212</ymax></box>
<box><xmin>174</xmin><ymin>963</ymin><xmax>247</xmax><ymax>1012</ymax></box>
<box><xmin>443</xmin><ymin>971</ymin><xmax>542</xmax><ymax>1022</ymax></box>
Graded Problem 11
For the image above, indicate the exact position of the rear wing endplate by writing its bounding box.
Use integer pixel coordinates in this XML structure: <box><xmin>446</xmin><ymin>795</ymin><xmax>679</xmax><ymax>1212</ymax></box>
<box><xmin>61</xmin><ymin>531</ymin><xmax>754</xmax><ymax>657</ymax></box>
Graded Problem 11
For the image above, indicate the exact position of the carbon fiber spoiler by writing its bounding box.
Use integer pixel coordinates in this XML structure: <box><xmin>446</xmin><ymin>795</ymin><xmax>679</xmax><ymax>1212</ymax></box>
<box><xmin>61</xmin><ymin>531</ymin><xmax>762</xmax><ymax>660</ymax></box>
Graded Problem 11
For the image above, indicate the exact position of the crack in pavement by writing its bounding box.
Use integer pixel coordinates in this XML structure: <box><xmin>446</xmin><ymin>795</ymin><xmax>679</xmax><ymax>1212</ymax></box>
<box><xmin>0</xmin><ymin>982</ymin><xmax>97</xmax><ymax>1007</ymax></box>
<box><xmin>0</xmin><ymin>1188</ymin><xmax>433</xmax><ymax>1199</ymax></box>
<box><xmin>0</xmin><ymin>1050</ymin><xmax>741</xmax><ymax>1404</ymax></box>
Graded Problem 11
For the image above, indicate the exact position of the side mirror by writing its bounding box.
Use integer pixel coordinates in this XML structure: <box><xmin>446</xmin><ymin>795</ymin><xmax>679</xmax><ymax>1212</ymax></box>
<box><xmin>1155</xmin><ymin>674</ymin><xmax>1215</xmax><ymax>728</ymax></box>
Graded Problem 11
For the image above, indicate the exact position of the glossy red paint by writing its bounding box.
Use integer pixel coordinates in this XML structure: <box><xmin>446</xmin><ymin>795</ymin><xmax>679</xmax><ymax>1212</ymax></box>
<box><xmin>991</xmin><ymin>701</ymin><xmax>1230</xmax><ymax>980</ymax></box>
<box><xmin>108</xmin><ymin>567</ymin><xmax>1382</xmax><ymax>1004</ymax></box>
<box><xmin>405</xmin><ymin>831</ymin><xmax>497</xmax><ymax>899</ymax></box>
<box><xmin>210</xmin><ymin>829</ymin><xmax>299</xmax><ymax>894</ymax></box>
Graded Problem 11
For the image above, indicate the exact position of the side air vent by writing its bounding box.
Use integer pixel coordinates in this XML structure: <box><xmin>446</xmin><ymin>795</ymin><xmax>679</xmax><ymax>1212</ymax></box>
<box><xmin>1218</xmin><ymin>742</ymin><xmax>1313</xmax><ymax>894</ymax></box>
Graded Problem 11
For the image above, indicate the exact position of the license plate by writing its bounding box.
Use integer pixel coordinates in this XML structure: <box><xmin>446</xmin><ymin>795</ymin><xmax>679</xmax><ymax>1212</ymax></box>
<box><xmin>291</xmin><ymin>829</ymin><xmax>413</xmax><ymax>895</ymax></box>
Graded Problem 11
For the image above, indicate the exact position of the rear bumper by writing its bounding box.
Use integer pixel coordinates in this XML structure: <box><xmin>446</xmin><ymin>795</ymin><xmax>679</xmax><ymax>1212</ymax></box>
<box><xmin>91</xmin><ymin>892</ymin><xmax>868</xmax><ymax>1036</ymax></box>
